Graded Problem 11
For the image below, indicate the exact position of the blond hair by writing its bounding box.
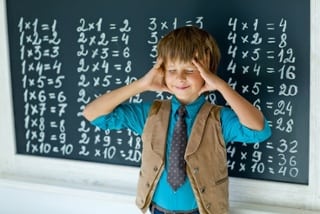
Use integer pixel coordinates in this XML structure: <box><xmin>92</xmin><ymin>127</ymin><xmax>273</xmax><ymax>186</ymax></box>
<box><xmin>157</xmin><ymin>26</ymin><xmax>221</xmax><ymax>74</ymax></box>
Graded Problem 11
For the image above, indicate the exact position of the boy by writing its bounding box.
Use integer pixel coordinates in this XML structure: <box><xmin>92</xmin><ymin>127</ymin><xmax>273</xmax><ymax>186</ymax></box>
<box><xmin>83</xmin><ymin>26</ymin><xmax>271</xmax><ymax>214</ymax></box>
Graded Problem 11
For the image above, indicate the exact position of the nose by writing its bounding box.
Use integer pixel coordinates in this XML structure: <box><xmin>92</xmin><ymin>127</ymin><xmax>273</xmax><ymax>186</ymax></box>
<box><xmin>176</xmin><ymin>71</ymin><xmax>186</xmax><ymax>81</ymax></box>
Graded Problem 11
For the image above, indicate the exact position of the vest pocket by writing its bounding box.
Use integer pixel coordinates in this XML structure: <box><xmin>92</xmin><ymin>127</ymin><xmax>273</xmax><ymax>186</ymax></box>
<box><xmin>215</xmin><ymin>176</ymin><xmax>228</xmax><ymax>185</ymax></box>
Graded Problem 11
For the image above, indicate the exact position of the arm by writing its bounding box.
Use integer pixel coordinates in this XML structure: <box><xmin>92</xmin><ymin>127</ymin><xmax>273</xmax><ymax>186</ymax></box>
<box><xmin>83</xmin><ymin>59</ymin><xmax>168</xmax><ymax>121</ymax></box>
<box><xmin>193</xmin><ymin>59</ymin><xmax>265</xmax><ymax>131</ymax></box>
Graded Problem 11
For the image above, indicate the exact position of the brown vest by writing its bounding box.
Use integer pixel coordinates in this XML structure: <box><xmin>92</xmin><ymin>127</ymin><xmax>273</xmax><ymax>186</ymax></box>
<box><xmin>136</xmin><ymin>100</ymin><xmax>229</xmax><ymax>214</ymax></box>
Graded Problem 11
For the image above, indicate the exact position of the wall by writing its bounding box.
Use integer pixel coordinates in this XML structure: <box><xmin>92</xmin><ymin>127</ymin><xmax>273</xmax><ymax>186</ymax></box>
<box><xmin>0</xmin><ymin>0</ymin><xmax>319</xmax><ymax>213</ymax></box>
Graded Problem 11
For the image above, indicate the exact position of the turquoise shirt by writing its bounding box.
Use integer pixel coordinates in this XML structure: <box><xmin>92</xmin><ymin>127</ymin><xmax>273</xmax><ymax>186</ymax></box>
<box><xmin>91</xmin><ymin>95</ymin><xmax>271</xmax><ymax>211</ymax></box>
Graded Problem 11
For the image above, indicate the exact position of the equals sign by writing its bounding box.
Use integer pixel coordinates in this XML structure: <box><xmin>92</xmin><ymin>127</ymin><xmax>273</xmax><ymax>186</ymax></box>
<box><xmin>50</xmin><ymin>135</ymin><xmax>57</xmax><ymax>141</ymax></box>
<box><xmin>120</xmin><ymin>150</ymin><xmax>126</xmax><ymax>157</ymax></box>
<box><xmin>267</xmin><ymin>156</ymin><xmax>273</xmax><ymax>163</ymax></box>
<box><xmin>109</xmin><ymin>24</ymin><xmax>116</xmax><ymax>30</ymax></box>
<box><xmin>47</xmin><ymin>78</ymin><xmax>54</xmax><ymax>85</ymax></box>
<box><xmin>115</xmin><ymin>78</ymin><xmax>122</xmax><ymax>84</ymax></box>
<box><xmin>111</xmin><ymin>36</ymin><xmax>118</xmax><ymax>42</ymax></box>
<box><xmin>42</xmin><ymin>35</ymin><xmax>49</xmax><ymax>42</ymax></box>
<box><xmin>266</xmin><ymin>51</ymin><xmax>275</xmax><ymax>59</ymax></box>
<box><xmin>48</xmin><ymin>93</ymin><xmax>56</xmax><ymax>99</ymax></box>
<box><xmin>41</xmin><ymin>24</ymin><xmax>50</xmax><ymax>30</ymax></box>
<box><xmin>50</xmin><ymin>106</ymin><xmax>56</xmax><ymax>113</ymax></box>
<box><xmin>266</xmin><ymin>102</ymin><xmax>273</xmax><ymax>109</ymax></box>
<box><xmin>266</xmin><ymin>142</ymin><xmax>274</xmax><ymax>149</ymax></box>
<box><xmin>50</xmin><ymin>121</ymin><xmax>58</xmax><ymax>128</ymax></box>
<box><xmin>267</xmin><ymin>120</ymin><xmax>273</xmax><ymax>128</ymax></box>
<box><xmin>43</xmin><ymin>49</ymin><xmax>50</xmax><ymax>57</ymax></box>
<box><xmin>267</xmin><ymin>86</ymin><xmax>275</xmax><ymax>93</ymax></box>
<box><xmin>268</xmin><ymin>167</ymin><xmax>275</xmax><ymax>174</ymax></box>
<box><xmin>112</xmin><ymin>50</ymin><xmax>120</xmax><ymax>57</ymax></box>
<box><xmin>266</xmin><ymin>67</ymin><xmax>275</xmax><ymax>74</ymax></box>
<box><xmin>185</xmin><ymin>20</ymin><xmax>193</xmax><ymax>26</ymax></box>
<box><xmin>267</xmin><ymin>37</ymin><xmax>276</xmax><ymax>44</ymax></box>
<box><xmin>266</xmin><ymin>23</ymin><xmax>275</xmax><ymax>30</ymax></box>
<box><xmin>43</xmin><ymin>63</ymin><xmax>51</xmax><ymax>70</ymax></box>
<box><xmin>117</xmin><ymin>138</ymin><xmax>123</xmax><ymax>145</ymax></box>
<box><xmin>114</xmin><ymin>64</ymin><xmax>122</xmax><ymax>70</ymax></box>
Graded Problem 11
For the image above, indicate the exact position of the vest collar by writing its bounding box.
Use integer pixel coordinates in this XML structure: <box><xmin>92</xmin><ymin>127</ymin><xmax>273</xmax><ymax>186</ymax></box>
<box><xmin>185</xmin><ymin>102</ymin><xmax>213</xmax><ymax>157</ymax></box>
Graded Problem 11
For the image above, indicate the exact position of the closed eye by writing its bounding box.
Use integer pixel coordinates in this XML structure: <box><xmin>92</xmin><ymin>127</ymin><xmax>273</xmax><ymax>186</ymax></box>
<box><xmin>186</xmin><ymin>69</ymin><xmax>195</xmax><ymax>73</ymax></box>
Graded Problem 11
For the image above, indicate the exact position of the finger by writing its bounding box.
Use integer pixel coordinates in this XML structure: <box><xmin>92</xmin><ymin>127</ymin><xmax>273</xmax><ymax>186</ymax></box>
<box><xmin>192</xmin><ymin>58</ymin><xmax>203</xmax><ymax>71</ymax></box>
<box><xmin>193</xmin><ymin>59</ymin><xmax>212</xmax><ymax>79</ymax></box>
<box><xmin>154</xmin><ymin>57</ymin><xmax>163</xmax><ymax>69</ymax></box>
<box><xmin>192</xmin><ymin>58</ymin><xmax>199</xmax><ymax>66</ymax></box>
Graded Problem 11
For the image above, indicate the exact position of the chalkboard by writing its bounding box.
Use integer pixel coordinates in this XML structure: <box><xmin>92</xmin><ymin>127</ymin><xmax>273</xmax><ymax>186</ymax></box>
<box><xmin>6</xmin><ymin>0</ymin><xmax>310</xmax><ymax>184</ymax></box>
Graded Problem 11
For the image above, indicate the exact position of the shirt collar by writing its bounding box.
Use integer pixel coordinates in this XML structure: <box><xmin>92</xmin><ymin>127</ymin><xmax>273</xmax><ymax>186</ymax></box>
<box><xmin>171</xmin><ymin>95</ymin><xmax>206</xmax><ymax>118</ymax></box>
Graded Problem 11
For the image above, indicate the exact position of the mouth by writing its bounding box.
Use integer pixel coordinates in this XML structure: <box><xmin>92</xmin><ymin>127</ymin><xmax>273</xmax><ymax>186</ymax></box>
<box><xmin>174</xmin><ymin>85</ymin><xmax>190</xmax><ymax>90</ymax></box>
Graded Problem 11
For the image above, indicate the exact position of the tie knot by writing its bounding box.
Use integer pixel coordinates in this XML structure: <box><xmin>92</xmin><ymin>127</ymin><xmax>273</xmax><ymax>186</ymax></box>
<box><xmin>177</xmin><ymin>105</ymin><xmax>186</xmax><ymax>118</ymax></box>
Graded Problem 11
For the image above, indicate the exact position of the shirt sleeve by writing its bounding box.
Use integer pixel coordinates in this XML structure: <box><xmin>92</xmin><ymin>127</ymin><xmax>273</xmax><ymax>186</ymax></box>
<box><xmin>220</xmin><ymin>107</ymin><xmax>272</xmax><ymax>144</ymax></box>
<box><xmin>90</xmin><ymin>102</ymin><xmax>152</xmax><ymax>135</ymax></box>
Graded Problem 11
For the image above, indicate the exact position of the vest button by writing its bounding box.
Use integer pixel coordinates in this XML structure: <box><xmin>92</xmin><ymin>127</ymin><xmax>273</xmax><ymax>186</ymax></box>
<box><xmin>206</xmin><ymin>203</ymin><xmax>211</xmax><ymax>209</ymax></box>
<box><xmin>146</xmin><ymin>182</ymin><xmax>150</xmax><ymax>188</ymax></box>
<box><xmin>193</xmin><ymin>167</ymin><xmax>199</xmax><ymax>174</ymax></box>
<box><xmin>200</xmin><ymin>187</ymin><xmax>206</xmax><ymax>193</ymax></box>
<box><xmin>153</xmin><ymin>166</ymin><xmax>158</xmax><ymax>172</ymax></box>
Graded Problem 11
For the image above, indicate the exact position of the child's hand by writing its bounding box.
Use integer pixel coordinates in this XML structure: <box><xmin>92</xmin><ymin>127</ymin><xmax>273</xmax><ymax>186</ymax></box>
<box><xmin>192</xmin><ymin>59</ymin><xmax>224</xmax><ymax>95</ymax></box>
<box><xmin>140</xmin><ymin>58</ymin><xmax>170</xmax><ymax>93</ymax></box>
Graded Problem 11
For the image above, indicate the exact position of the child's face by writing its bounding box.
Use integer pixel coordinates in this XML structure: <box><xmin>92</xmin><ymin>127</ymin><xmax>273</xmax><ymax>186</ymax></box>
<box><xmin>164</xmin><ymin>59</ymin><xmax>205</xmax><ymax>104</ymax></box>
